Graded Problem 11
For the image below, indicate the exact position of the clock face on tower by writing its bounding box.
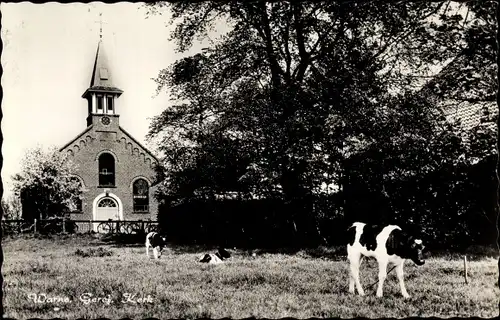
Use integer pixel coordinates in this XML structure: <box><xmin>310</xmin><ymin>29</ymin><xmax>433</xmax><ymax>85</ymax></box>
<box><xmin>101</xmin><ymin>116</ymin><xmax>111</xmax><ymax>125</ymax></box>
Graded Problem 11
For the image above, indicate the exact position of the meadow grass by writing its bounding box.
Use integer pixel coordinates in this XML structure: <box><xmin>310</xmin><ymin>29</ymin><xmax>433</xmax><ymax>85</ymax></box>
<box><xmin>2</xmin><ymin>234</ymin><xmax>499</xmax><ymax>319</ymax></box>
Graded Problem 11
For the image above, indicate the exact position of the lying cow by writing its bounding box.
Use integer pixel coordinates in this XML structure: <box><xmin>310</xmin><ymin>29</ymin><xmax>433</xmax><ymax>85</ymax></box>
<box><xmin>347</xmin><ymin>222</ymin><xmax>425</xmax><ymax>298</ymax></box>
<box><xmin>145</xmin><ymin>232</ymin><xmax>167</xmax><ymax>259</ymax></box>
<box><xmin>199</xmin><ymin>248</ymin><xmax>231</xmax><ymax>264</ymax></box>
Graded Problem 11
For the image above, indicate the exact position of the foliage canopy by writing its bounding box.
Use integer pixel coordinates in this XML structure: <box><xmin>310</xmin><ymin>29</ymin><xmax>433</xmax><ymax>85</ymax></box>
<box><xmin>145</xmin><ymin>1</ymin><xmax>497</xmax><ymax>246</ymax></box>
<box><xmin>12</xmin><ymin>146</ymin><xmax>83</xmax><ymax>221</ymax></box>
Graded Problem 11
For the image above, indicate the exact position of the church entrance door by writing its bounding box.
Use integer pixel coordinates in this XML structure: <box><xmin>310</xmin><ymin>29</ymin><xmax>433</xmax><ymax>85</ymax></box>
<box><xmin>95</xmin><ymin>197</ymin><xmax>119</xmax><ymax>232</ymax></box>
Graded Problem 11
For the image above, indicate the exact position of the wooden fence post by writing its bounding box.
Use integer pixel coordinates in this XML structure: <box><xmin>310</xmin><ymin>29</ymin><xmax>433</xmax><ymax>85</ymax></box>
<box><xmin>62</xmin><ymin>217</ymin><xmax>66</xmax><ymax>233</ymax></box>
<box><xmin>34</xmin><ymin>218</ymin><xmax>37</xmax><ymax>234</ymax></box>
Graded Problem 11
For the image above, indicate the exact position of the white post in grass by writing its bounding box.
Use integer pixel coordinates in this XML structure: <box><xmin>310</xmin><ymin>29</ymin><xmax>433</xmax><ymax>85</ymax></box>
<box><xmin>464</xmin><ymin>255</ymin><xmax>468</xmax><ymax>284</ymax></box>
<box><xmin>34</xmin><ymin>218</ymin><xmax>37</xmax><ymax>234</ymax></box>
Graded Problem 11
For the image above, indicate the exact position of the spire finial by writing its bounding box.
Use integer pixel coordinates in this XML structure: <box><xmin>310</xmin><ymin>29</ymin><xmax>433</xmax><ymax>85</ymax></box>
<box><xmin>99</xmin><ymin>13</ymin><xmax>102</xmax><ymax>39</ymax></box>
<box><xmin>94</xmin><ymin>12</ymin><xmax>107</xmax><ymax>40</ymax></box>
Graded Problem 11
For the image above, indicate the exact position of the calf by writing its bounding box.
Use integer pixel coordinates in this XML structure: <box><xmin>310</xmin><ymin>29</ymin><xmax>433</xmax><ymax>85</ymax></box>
<box><xmin>199</xmin><ymin>248</ymin><xmax>231</xmax><ymax>264</ymax></box>
<box><xmin>145</xmin><ymin>232</ymin><xmax>167</xmax><ymax>259</ymax></box>
<box><xmin>347</xmin><ymin>222</ymin><xmax>425</xmax><ymax>298</ymax></box>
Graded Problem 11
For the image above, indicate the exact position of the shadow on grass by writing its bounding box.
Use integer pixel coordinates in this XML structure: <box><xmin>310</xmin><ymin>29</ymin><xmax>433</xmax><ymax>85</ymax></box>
<box><xmin>74</xmin><ymin>247</ymin><xmax>114</xmax><ymax>257</ymax></box>
<box><xmin>234</xmin><ymin>245</ymin><xmax>347</xmax><ymax>261</ymax></box>
<box><xmin>170</xmin><ymin>244</ymin><xmax>222</xmax><ymax>253</ymax></box>
<box><xmin>302</xmin><ymin>246</ymin><xmax>347</xmax><ymax>261</ymax></box>
<box><xmin>103</xmin><ymin>238</ymin><xmax>229</xmax><ymax>253</ymax></box>
<box><xmin>101</xmin><ymin>232</ymin><xmax>147</xmax><ymax>248</ymax></box>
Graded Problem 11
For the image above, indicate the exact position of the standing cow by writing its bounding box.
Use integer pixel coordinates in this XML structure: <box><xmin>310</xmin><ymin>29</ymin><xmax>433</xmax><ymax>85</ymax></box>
<box><xmin>145</xmin><ymin>232</ymin><xmax>167</xmax><ymax>259</ymax></box>
<box><xmin>347</xmin><ymin>222</ymin><xmax>425</xmax><ymax>298</ymax></box>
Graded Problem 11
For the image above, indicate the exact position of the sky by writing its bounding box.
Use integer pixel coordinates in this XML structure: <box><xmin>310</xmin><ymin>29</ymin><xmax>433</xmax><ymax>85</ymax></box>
<box><xmin>1</xmin><ymin>2</ymin><xmax>213</xmax><ymax>198</ymax></box>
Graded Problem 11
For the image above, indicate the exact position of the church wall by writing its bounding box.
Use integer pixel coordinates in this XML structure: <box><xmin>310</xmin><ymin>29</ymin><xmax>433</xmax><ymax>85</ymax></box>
<box><xmin>63</xmin><ymin>124</ymin><xmax>159</xmax><ymax>222</ymax></box>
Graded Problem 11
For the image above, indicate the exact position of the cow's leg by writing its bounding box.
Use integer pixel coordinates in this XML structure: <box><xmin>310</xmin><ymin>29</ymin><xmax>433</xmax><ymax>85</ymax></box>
<box><xmin>347</xmin><ymin>246</ymin><xmax>355</xmax><ymax>294</ymax></box>
<box><xmin>376</xmin><ymin>259</ymin><xmax>388</xmax><ymax>298</ymax></box>
<box><xmin>145</xmin><ymin>242</ymin><xmax>150</xmax><ymax>258</ymax></box>
<box><xmin>396</xmin><ymin>261</ymin><xmax>410</xmax><ymax>299</ymax></box>
<box><xmin>348</xmin><ymin>259</ymin><xmax>355</xmax><ymax>293</ymax></box>
<box><xmin>348</xmin><ymin>248</ymin><xmax>364</xmax><ymax>296</ymax></box>
<box><xmin>349</xmin><ymin>256</ymin><xmax>365</xmax><ymax>294</ymax></box>
<box><xmin>153</xmin><ymin>247</ymin><xmax>159</xmax><ymax>259</ymax></box>
<box><xmin>348</xmin><ymin>267</ymin><xmax>355</xmax><ymax>294</ymax></box>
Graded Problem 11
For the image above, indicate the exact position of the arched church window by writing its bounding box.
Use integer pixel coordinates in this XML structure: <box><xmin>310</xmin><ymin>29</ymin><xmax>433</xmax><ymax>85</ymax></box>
<box><xmin>133</xmin><ymin>179</ymin><xmax>149</xmax><ymax>212</ymax></box>
<box><xmin>98</xmin><ymin>198</ymin><xmax>117</xmax><ymax>207</ymax></box>
<box><xmin>98</xmin><ymin>153</ymin><xmax>115</xmax><ymax>187</ymax></box>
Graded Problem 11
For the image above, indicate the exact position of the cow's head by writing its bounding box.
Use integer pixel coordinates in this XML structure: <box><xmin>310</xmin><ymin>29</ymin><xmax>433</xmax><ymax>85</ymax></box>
<box><xmin>160</xmin><ymin>236</ymin><xmax>167</xmax><ymax>247</ymax></box>
<box><xmin>408</xmin><ymin>238</ymin><xmax>425</xmax><ymax>266</ymax></box>
<box><xmin>218</xmin><ymin>248</ymin><xmax>231</xmax><ymax>260</ymax></box>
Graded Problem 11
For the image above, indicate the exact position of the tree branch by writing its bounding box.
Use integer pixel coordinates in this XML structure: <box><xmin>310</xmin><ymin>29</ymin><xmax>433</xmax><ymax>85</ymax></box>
<box><xmin>308</xmin><ymin>16</ymin><xmax>339</xmax><ymax>62</ymax></box>
<box><xmin>283</xmin><ymin>7</ymin><xmax>293</xmax><ymax>82</ymax></box>
<box><xmin>370</xmin><ymin>3</ymin><xmax>444</xmax><ymax>63</ymax></box>
<box><xmin>310</xmin><ymin>16</ymin><xmax>348</xmax><ymax>64</ymax></box>
<box><xmin>292</xmin><ymin>3</ymin><xmax>310</xmax><ymax>83</ymax></box>
<box><xmin>257</xmin><ymin>2</ymin><xmax>285</xmax><ymax>88</ymax></box>
<box><xmin>235</xmin><ymin>3</ymin><xmax>285</xmax><ymax>88</ymax></box>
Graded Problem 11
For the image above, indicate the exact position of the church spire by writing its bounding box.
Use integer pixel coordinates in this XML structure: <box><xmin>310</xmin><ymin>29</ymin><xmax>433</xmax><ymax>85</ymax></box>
<box><xmin>87</xmin><ymin>40</ymin><xmax>122</xmax><ymax>91</ymax></box>
<box><xmin>82</xmin><ymin>16</ymin><xmax>123</xmax><ymax>127</ymax></box>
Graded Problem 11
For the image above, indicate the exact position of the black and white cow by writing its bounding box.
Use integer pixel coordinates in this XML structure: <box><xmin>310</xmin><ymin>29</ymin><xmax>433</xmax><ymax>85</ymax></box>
<box><xmin>145</xmin><ymin>232</ymin><xmax>167</xmax><ymax>259</ymax></box>
<box><xmin>199</xmin><ymin>248</ymin><xmax>231</xmax><ymax>264</ymax></box>
<box><xmin>347</xmin><ymin>222</ymin><xmax>425</xmax><ymax>298</ymax></box>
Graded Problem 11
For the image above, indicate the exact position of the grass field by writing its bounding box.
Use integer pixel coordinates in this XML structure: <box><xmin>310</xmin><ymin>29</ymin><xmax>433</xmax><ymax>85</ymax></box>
<box><xmin>2</xmin><ymin>234</ymin><xmax>499</xmax><ymax>319</ymax></box>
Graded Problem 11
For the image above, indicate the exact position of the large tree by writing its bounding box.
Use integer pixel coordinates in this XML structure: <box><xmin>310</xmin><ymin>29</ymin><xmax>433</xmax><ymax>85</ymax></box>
<box><xmin>147</xmin><ymin>2</ymin><xmax>445</xmax><ymax>185</ymax></box>
<box><xmin>12</xmin><ymin>146</ymin><xmax>82</xmax><ymax>221</ymax></box>
<box><xmin>146</xmin><ymin>1</ymin><xmax>495</xmax><ymax>243</ymax></box>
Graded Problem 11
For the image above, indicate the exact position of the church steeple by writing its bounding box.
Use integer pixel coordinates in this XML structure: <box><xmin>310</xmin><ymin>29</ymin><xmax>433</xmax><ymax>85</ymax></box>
<box><xmin>82</xmin><ymin>38</ymin><xmax>123</xmax><ymax>127</ymax></box>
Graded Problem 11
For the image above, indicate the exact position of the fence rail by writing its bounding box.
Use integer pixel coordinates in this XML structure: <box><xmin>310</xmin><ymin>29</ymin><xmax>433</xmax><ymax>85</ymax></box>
<box><xmin>1</xmin><ymin>219</ymin><xmax>159</xmax><ymax>236</ymax></box>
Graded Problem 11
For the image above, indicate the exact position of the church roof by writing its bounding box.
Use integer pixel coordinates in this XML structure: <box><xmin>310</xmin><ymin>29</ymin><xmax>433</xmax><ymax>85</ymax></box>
<box><xmin>119</xmin><ymin>126</ymin><xmax>160</xmax><ymax>163</ymax></box>
<box><xmin>416</xmin><ymin>52</ymin><xmax>497</xmax><ymax>133</ymax></box>
<box><xmin>59</xmin><ymin>125</ymin><xmax>94</xmax><ymax>152</ymax></box>
<box><xmin>442</xmin><ymin>100</ymin><xmax>497</xmax><ymax>132</ymax></box>
<box><xmin>82</xmin><ymin>40</ymin><xmax>123</xmax><ymax>98</ymax></box>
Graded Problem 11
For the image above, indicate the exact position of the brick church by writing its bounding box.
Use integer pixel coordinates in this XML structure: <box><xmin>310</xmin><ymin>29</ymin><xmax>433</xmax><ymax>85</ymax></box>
<box><xmin>59</xmin><ymin>38</ymin><xmax>161</xmax><ymax>227</ymax></box>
